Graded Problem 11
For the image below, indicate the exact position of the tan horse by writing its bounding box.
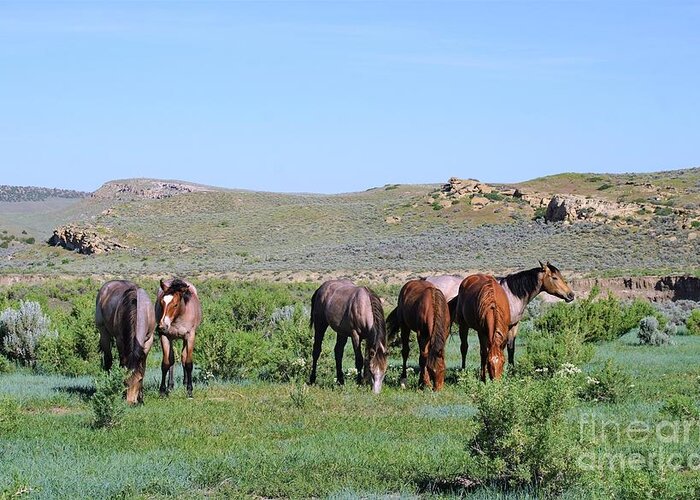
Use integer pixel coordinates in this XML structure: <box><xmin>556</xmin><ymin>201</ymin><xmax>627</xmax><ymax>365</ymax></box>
<box><xmin>309</xmin><ymin>279</ymin><xmax>388</xmax><ymax>394</ymax></box>
<box><xmin>454</xmin><ymin>274</ymin><xmax>511</xmax><ymax>381</ymax></box>
<box><xmin>95</xmin><ymin>280</ymin><xmax>155</xmax><ymax>404</ymax></box>
<box><xmin>497</xmin><ymin>261</ymin><xmax>575</xmax><ymax>366</ymax></box>
<box><xmin>386</xmin><ymin>279</ymin><xmax>451</xmax><ymax>391</ymax></box>
<box><xmin>155</xmin><ymin>278</ymin><xmax>202</xmax><ymax>398</ymax></box>
<box><xmin>425</xmin><ymin>274</ymin><xmax>464</xmax><ymax>323</ymax></box>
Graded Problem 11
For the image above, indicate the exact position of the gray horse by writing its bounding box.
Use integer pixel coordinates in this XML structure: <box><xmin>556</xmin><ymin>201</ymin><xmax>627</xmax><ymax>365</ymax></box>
<box><xmin>309</xmin><ymin>279</ymin><xmax>388</xmax><ymax>394</ymax></box>
<box><xmin>95</xmin><ymin>280</ymin><xmax>155</xmax><ymax>404</ymax></box>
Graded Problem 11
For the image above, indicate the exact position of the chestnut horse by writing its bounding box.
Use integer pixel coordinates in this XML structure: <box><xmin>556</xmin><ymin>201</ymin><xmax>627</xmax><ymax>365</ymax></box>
<box><xmin>309</xmin><ymin>279</ymin><xmax>388</xmax><ymax>393</ymax></box>
<box><xmin>155</xmin><ymin>278</ymin><xmax>202</xmax><ymax>398</ymax></box>
<box><xmin>95</xmin><ymin>280</ymin><xmax>155</xmax><ymax>404</ymax></box>
<box><xmin>454</xmin><ymin>274</ymin><xmax>511</xmax><ymax>381</ymax></box>
<box><xmin>386</xmin><ymin>279</ymin><xmax>451</xmax><ymax>391</ymax></box>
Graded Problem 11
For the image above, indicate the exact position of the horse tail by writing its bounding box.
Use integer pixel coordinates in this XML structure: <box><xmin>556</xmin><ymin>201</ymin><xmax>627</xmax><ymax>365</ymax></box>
<box><xmin>367</xmin><ymin>289</ymin><xmax>387</xmax><ymax>355</ymax></box>
<box><xmin>309</xmin><ymin>288</ymin><xmax>319</xmax><ymax>329</ymax></box>
<box><xmin>428</xmin><ymin>288</ymin><xmax>448</xmax><ymax>366</ymax></box>
<box><xmin>479</xmin><ymin>280</ymin><xmax>507</xmax><ymax>345</ymax></box>
<box><xmin>385</xmin><ymin>306</ymin><xmax>399</xmax><ymax>344</ymax></box>
<box><xmin>120</xmin><ymin>285</ymin><xmax>141</xmax><ymax>370</ymax></box>
<box><xmin>447</xmin><ymin>295</ymin><xmax>459</xmax><ymax>325</ymax></box>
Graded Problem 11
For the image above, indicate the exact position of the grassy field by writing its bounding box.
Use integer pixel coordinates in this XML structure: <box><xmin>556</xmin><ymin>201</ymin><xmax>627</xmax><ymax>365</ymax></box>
<box><xmin>1</xmin><ymin>279</ymin><xmax>700</xmax><ymax>498</ymax></box>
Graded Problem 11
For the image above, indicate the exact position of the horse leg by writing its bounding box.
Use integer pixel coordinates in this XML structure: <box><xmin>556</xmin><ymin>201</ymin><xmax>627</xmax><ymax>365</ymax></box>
<box><xmin>418</xmin><ymin>331</ymin><xmax>431</xmax><ymax>389</ymax></box>
<box><xmin>160</xmin><ymin>335</ymin><xmax>172</xmax><ymax>395</ymax></box>
<box><xmin>182</xmin><ymin>335</ymin><xmax>195</xmax><ymax>398</ymax></box>
<box><xmin>350</xmin><ymin>331</ymin><xmax>364</xmax><ymax>385</ymax></box>
<box><xmin>98</xmin><ymin>327</ymin><xmax>112</xmax><ymax>371</ymax></box>
<box><xmin>168</xmin><ymin>343</ymin><xmax>175</xmax><ymax>391</ymax></box>
<box><xmin>309</xmin><ymin>320</ymin><xmax>328</xmax><ymax>385</ymax></box>
<box><xmin>459</xmin><ymin>323</ymin><xmax>469</xmax><ymax>370</ymax></box>
<box><xmin>334</xmin><ymin>334</ymin><xmax>349</xmax><ymax>385</ymax></box>
<box><xmin>507</xmin><ymin>324</ymin><xmax>519</xmax><ymax>366</ymax></box>
<box><xmin>400</xmin><ymin>326</ymin><xmax>410</xmax><ymax>389</ymax></box>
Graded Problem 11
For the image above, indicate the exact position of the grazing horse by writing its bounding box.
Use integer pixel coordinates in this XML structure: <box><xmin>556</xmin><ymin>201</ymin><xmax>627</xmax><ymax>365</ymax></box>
<box><xmin>454</xmin><ymin>274</ymin><xmax>511</xmax><ymax>381</ymax></box>
<box><xmin>95</xmin><ymin>280</ymin><xmax>155</xmax><ymax>404</ymax></box>
<box><xmin>498</xmin><ymin>261</ymin><xmax>575</xmax><ymax>366</ymax></box>
<box><xmin>386</xmin><ymin>279</ymin><xmax>451</xmax><ymax>391</ymax></box>
<box><xmin>309</xmin><ymin>279</ymin><xmax>388</xmax><ymax>394</ymax></box>
<box><xmin>425</xmin><ymin>274</ymin><xmax>463</xmax><ymax>322</ymax></box>
<box><xmin>155</xmin><ymin>278</ymin><xmax>202</xmax><ymax>398</ymax></box>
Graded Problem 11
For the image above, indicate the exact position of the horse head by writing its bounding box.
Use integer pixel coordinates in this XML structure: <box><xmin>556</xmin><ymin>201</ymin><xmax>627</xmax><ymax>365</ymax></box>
<box><xmin>539</xmin><ymin>261</ymin><xmax>575</xmax><ymax>303</ymax></box>
<box><xmin>159</xmin><ymin>278</ymin><xmax>191</xmax><ymax>331</ymax></box>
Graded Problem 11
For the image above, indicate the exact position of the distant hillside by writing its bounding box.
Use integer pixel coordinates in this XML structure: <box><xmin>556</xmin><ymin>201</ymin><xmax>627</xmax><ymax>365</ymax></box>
<box><xmin>1</xmin><ymin>170</ymin><xmax>699</xmax><ymax>280</ymax></box>
<box><xmin>0</xmin><ymin>185</ymin><xmax>88</xmax><ymax>202</ymax></box>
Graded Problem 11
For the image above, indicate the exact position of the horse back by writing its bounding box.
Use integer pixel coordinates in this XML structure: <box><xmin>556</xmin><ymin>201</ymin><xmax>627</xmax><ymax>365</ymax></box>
<box><xmin>313</xmin><ymin>280</ymin><xmax>375</xmax><ymax>336</ymax></box>
<box><xmin>457</xmin><ymin>274</ymin><xmax>511</xmax><ymax>333</ymax></box>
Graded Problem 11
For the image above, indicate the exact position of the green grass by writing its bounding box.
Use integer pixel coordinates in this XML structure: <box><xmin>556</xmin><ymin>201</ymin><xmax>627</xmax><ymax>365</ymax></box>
<box><xmin>3</xmin><ymin>329</ymin><xmax>700</xmax><ymax>497</ymax></box>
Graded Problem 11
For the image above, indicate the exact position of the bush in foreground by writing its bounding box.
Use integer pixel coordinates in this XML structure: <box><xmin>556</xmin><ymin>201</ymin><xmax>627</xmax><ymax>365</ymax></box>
<box><xmin>470</xmin><ymin>376</ymin><xmax>582</xmax><ymax>495</ymax></box>
<box><xmin>0</xmin><ymin>301</ymin><xmax>57</xmax><ymax>366</ymax></box>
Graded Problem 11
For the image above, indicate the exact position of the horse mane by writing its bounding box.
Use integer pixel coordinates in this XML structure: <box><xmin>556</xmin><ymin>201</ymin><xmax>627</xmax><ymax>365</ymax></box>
<box><xmin>120</xmin><ymin>284</ymin><xmax>141</xmax><ymax>370</ymax></box>
<box><xmin>165</xmin><ymin>278</ymin><xmax>192</xmax><ymax>303</ymax></box>
<box><xmin>428</xmin><ymin>288</ymin><xmax>448</xmax><ymax>366</ymax></box>
<box><xmin>500</xmin><ymin>267</ymin><xmax>542</xmax><ymax>300</ymax></box>
<box><xmin>478</xmin><ymin>278</ymin><xmax>508</xmax><ymax>343</ymax></box>
<box><xmin>366</xmin><ymin>288</ymin><xmax>387</xmax><ymax>356</ymax></box>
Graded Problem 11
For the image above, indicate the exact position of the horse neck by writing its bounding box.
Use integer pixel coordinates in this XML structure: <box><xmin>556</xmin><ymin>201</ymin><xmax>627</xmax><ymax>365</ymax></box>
<box><xmin>500</xmin><ymin>269</ymin><xmax>543</xmax><ymax>323</ymax></box>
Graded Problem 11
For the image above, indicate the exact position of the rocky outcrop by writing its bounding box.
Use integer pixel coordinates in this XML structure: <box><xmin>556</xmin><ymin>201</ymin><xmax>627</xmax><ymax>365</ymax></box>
<box><xmin>92</xmin><ymin>180</ymin><xmax>214</xmax><ymax>201</ymax></box>
<box><xmin>48</xmin><ymin>225</ymin><xmax>126</xmax><ymax>255</ymax></box>
<box><xmin>545</xmin><ymin>195</ymin><xmax>638</xmax><ymax>223</ymax></box>
<box><xmin>568</xmin><ymin>275</ymin><xmax>700</xmax><ymax>302</ymax></box>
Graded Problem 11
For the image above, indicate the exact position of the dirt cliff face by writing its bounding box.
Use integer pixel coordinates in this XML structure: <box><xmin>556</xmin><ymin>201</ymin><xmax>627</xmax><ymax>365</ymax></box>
<box><xmin>567</xmin><ymin>275</ymin><xmax>700</xmax><ymax>302</ymax></box>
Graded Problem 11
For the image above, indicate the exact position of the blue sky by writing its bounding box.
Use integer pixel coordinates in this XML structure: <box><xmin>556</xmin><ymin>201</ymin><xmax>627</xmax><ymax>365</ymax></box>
<box><xmin>1</xmin><ymin>1</ymin><xmax>698</xmax><ymax>193</ymax></box>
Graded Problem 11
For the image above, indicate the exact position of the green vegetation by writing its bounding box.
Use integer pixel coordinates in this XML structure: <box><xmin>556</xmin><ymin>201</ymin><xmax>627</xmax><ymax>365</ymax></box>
<box><xmin>0</xmin><ymin>279</ymin><xmax>699</xmax><ymax>497</ymax></box>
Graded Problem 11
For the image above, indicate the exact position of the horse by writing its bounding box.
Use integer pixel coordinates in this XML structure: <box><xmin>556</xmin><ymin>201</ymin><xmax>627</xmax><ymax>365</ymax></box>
<box><xmin>497</xmin><ymin>261</ymin><xmax>575</xmax><ymax>366</ymax></box>
<box><xmin>452</xmin><ymin>262</ymin><xmax>575</xmax><ymax>369</ymax></box>
<box><xmin>454</xmin><ymin>274</ymin><xmax>511</xmax><ymax>381</ymax></box>
<box><xmin>155</xmin><ymin>278</ymin><xmax>202</xmax><ymax>398</ymax></box>
<box><xmin>425</xmin><ymin>274</ymin><xmax>463</xmax><ymax>322</ymax></box>
<box><xmin>309</xmin><ymin>279</ymin><xmax>388</xmax><ymax>394</ymax></box>
<box><xmin>386</xmin><ymin>279</ymin><xmax>451</xmax><ymax>391</ymax></box>
<box><xmin>95</xmin><ymin>280</ymin><xmax>155</xmax><ymax>404</ymax></box>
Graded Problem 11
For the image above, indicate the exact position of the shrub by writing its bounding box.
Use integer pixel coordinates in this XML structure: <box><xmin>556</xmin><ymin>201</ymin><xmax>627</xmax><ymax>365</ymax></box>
<box><xmin>534</xmin><ymin>288</ymin><xmax>663</xmax><ymax>343</ymax></box>
<box><xmin>0</xmin><ymin>301</ymin><xmax>57</xmax><ymax>366</ymax></box>
<box><xmin>517</xmin><ymin>326</ymin><xmax>594</xmax><ymax>378</ymax></box>
<box><xmin>470</xmin><ymin>376</ymin><xmax>582</xmax><ymax>495</ymax></box>
<box><xmin>660</xmin><ymin>394</ymin><xmax>700</xmax><ymax>420</ymax></box>
<box><xmin>637</xmin><ymin>316</ymin><xmax>672</xmax><ymax>346</ymax></box>
<box><xmin>91</xmin><ymin>368</ymin><xmax>127</xmax><ymax>429</ymax></box>
<box><xmin>0</xmin><ymin>397</ymin><xmax>21</xmax><ymax>433</ymax></box>
<box><xmin>0</xmin><ymin>353</ymin><xmax>14</xmax><ymax>373</ymax></box>
<box><xmin>686</xmin><ymin>309</ymin><xmax>700</xmax><ymax>336</ymax></box>
<box><xmin>580</xmin><ymin>359</ymin><xmax>631</xmax><ymax>403</ymax></box>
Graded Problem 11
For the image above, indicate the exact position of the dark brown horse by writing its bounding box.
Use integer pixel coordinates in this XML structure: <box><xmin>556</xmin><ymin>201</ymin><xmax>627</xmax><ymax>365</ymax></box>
<box><xmin>155</xmin><ymin>278</ymin><xmax>202</xmax><ymax>398</ymax></box>
<box><xmin>387</xmin><ymin>279</ymin><xmax>451</xmax><ymax>391</ymax></box>
<box><xmin>95</xmin><ymin>280</ymin><xmax>155</xmax><ymax>404</ymax></box>
<box><xmin>309</xmin><ymin>279</ymin><xmax>388</xmax><ymax>393</ymax></box>
<box><xmin>454</xmin><ymin>274</ymin><xmax>511</xmax><ymax>381</ymax></box>
<box><xmin>498</xmin><ymin>261</ymin><xmax>575</xmax><ymax>366</ymax></box>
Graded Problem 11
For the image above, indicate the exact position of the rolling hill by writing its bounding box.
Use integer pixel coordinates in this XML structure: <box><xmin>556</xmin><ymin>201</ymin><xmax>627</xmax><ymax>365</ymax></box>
<box><xmin>0</xmin><ymin>170</ymin><xmax>698</xmax><ymax>282</ymax></box>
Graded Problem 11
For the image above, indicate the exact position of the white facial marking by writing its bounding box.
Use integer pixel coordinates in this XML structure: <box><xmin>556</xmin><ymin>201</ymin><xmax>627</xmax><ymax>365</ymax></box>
<box><xmin>163</xmin><ymin>295</ymin><xmax>173</xmax><ymax>306</ymax></box>
<box><xmin>161</xmin><ymin>295</ymin><xmax>174</xmax><ymax>327</ymax></box>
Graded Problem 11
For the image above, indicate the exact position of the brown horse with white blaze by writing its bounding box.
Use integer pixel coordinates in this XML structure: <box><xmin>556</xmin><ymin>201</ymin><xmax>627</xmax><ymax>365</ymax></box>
<box><xmin>309</xmin><ymin>279</ymin><xmax>388</xmax><ymax>394</ymax></box>
<box><xmin>156</xmin><ymin>278</ymin><xmax>202</xmax><ymax>398</ymax></box>
<box><xmin>386</xmin><ymin>279</ymin><xmax>451</xmax><ymax>391</ymax></box>
<box><xmin>454</xmin><ymin>274</ymin><xmax>511</xmax><ymax>381</ymax></box>
<box><xmin>95</xmin><ymin>280</ymin><xmax>155</xmax><ymax>404</ymax></box>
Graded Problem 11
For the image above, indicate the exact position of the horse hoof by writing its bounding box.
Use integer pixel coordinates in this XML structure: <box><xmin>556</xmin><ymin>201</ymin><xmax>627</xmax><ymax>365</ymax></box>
<box><xmin>400</xmin><ymin>379</ymin><xmax>407</xmax><ymax>389</ymax></box>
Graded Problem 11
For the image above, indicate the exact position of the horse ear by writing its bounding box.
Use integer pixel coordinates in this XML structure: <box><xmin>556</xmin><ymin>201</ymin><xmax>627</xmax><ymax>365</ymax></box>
<box><xmin>546</xmin><ymin>261</ymin><xmax>552</xmax><ymax>269</ymax></box>
<box><xmin>160</xmin><ymin>278</ymin><xmax>167</xmax><ymax>291</ymax></box>
<box><xmin>539</xmin><ymin>260</ymin><xmax>545</xmax><ymax>269</ymax></box>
